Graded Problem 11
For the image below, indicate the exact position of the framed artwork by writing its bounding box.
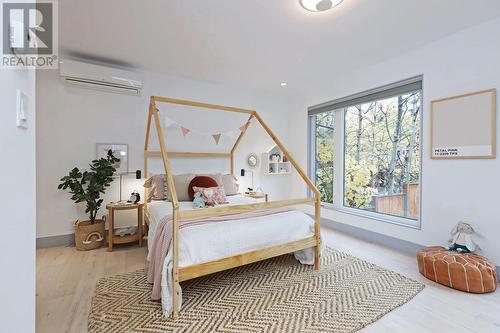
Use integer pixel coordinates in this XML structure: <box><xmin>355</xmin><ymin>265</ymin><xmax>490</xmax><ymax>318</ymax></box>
<box><xmin>96</xmin><ymin>143</ymin><xmax>129</xmax><ymax>173</ymax></box>
<box><xmin>431</xmin><ymin>89</ymin><xmax>496</xmax><ymax>159</ymax></box>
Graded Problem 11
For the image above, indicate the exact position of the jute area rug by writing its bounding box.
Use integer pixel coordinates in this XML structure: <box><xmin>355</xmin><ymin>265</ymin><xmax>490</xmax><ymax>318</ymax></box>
<box><xmin>88</xmin><ymin>248</ymin><xmax>424</xmax><ymax>333</ymax></box>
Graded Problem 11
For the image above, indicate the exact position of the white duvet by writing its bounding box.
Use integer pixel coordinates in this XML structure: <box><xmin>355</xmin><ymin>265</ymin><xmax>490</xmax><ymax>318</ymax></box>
<box><xmin>146</xmin><ymin>195</ymin><xmax>317</xmax><ymax>316</ymax></box>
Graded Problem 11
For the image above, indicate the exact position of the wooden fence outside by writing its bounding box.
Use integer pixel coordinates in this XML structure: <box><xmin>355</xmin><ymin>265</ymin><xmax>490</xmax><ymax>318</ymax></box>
<box><xmin>372</xmin><ymin>183</ymin><xmax>419</xmax><ymax>219</ymax></box>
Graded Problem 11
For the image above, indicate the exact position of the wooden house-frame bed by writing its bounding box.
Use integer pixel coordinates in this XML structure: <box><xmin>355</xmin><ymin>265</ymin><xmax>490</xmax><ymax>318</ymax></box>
<box><xmin>144</xmin><ymin>95</ymin><xmax>321</xmax><ymax>317</ymax></box>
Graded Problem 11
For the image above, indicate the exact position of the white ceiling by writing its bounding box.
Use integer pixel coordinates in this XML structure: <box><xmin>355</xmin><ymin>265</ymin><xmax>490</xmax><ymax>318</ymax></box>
<box><xmin>60</xmin><ymin>0</ymin><xmax>500</xmax><ymax>95</ymax></box>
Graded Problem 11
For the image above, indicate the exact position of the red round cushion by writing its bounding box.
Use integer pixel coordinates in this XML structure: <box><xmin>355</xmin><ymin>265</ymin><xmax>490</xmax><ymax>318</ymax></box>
<box><xmin>188</xmin><ymin>176</ymin><xmax>218</xmax><ymax>201</ymax></box>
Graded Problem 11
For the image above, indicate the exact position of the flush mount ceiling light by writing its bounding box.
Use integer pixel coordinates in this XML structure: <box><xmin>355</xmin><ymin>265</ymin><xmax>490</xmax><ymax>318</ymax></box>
<box><xmin>300</xmin><ymin>0</ymin><xmax>343</xmax><ymax>12</ymax></box>
<box><xmin>280</xmin><ymin>82</ymin><xmax>287</xmax><ymax>87</ymax></box>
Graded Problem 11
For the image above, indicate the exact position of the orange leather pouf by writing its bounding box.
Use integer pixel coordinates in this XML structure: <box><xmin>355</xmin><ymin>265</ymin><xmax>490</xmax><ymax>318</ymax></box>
<box><xmin>417</xmin><ymin>246</ymin><xmax>497</xmax><ymax>293</ymax></box>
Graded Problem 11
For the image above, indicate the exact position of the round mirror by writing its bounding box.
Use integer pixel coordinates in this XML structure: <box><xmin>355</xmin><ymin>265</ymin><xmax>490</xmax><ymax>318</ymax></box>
<box><xmin>247</xmin><ymin>153</ymin><xmax>259</xmax><ymax>168</ymax></box>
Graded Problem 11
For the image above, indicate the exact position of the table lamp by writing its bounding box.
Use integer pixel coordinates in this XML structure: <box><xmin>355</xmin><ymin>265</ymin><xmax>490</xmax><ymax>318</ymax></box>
<box><xmin>117</xmin><ymin>170</ymin><xmax>142</xmax><ymax>202</ymax></box>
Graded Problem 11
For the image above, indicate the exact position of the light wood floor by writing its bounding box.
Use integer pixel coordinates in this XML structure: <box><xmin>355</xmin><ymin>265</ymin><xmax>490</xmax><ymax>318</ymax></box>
<box><xmin>36</xmin><ymin>227</ymin><xmax>500</xmax><ymax>333</ymax></box>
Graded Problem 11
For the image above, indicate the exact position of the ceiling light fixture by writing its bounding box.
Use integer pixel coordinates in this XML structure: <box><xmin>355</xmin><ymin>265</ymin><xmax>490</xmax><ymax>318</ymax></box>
<box><xmin>280</xmin><ymin>82</ymin><xmax>287</xmax><ymax>87</ymax></box>
<box><xmin>300</xmin><ymin>0</ymin><xmax>343</xmax><ymax>12</ymax></box>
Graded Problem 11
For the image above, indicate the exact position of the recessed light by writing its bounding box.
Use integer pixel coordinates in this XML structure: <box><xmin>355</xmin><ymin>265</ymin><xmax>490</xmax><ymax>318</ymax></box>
<box><xmin>280</xmin><ymin>82</ymin><xmax>287</xmax><ymax>87</ymax></box>
<box><xmin>300</xmin><ymin>0</ymin><xmax>343</xmax><ymax>12</ymax></box>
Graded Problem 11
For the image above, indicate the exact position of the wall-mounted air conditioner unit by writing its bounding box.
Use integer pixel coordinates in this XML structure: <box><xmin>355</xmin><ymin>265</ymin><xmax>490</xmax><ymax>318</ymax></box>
<box><xmin>59</xmin><ymin>59</ymin><xmax>143</xmax><ymax>95</ymax></box>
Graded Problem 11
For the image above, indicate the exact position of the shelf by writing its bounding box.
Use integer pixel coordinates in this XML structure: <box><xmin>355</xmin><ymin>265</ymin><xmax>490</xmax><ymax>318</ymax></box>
<box><xmin>263</xmin><ymin>145</ymin><xmax>292</xmax><ymax>176</ymax></box>
<box><xmin>108</xmin><ymin>230</ymin><xmax>143</xmax><ymax>244</ymax></box>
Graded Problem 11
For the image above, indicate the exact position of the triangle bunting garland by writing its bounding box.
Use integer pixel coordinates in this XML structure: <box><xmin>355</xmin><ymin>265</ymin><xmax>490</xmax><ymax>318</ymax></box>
<box><xmin>212</xmin><ymin>134</ymin><xmax>222</xmax><ymax>145</ymax></box>
<box><xmin>239</xmin><ymin>123</ymin><xmax>249</xmax><ymax>133</ymax></box>
<box><xmin>181</xmin><ymin>127</ymin><xmax>191</xmax><ymax>137</ymax></box>
<box><xmin>161</xmin><ymin>115</ymin><xmax>252</xmax><ymax>145</ymax></box>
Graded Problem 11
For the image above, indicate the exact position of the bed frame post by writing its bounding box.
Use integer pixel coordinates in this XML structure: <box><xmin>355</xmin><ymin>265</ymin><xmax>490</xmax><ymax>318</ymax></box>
<box><xmin>150</xmin><ymin>97</ymin><xmax>182</xmax><ymax>318</ymax></box>
<box><xmin>252</xmin><ymin>111</ymin><xmax>321</xmax><ymax>270</ymax></box>
<box><xmin>144</xmin><ymin>101</ymin><xmax>153</xmax><ymax>206</ymax></box>
<box><xmin>230</xmin><ymin>114</ymin><xmax>254</xmax><ymax>176</ymax></box>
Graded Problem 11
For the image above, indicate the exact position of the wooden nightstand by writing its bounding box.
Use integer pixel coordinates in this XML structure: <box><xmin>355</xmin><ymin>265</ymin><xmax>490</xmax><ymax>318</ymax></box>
<box><xmin>106</xmin><ymin>202</ymin><xmax>144</xmax><ymax>252</ymax></box>
<box><xmin>242</xmin><ymin>192</ymin><xmax>268</xmax><ymax>202</ymax></box>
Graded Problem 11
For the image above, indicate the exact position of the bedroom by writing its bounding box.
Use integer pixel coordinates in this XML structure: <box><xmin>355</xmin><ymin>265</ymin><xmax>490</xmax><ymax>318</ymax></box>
<box><xmin>2</xmin><ymin>0</ymin><xmax>500</xmax><ymax>332</ymax></box>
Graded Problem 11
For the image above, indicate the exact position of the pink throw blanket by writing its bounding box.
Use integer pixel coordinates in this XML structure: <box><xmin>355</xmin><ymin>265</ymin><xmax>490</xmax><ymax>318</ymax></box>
<box><xmin>147</xmin><ymin>207</ymin><xmax>293</xmax><ymax>300</ymax></box>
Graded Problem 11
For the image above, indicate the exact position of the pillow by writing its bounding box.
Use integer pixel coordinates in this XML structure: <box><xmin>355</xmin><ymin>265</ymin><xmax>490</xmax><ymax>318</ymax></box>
<box><xmin>143</xmin><ymin>175</ymin><xmax>167</xmax><ymax>201</ymax></box>
<box><xmin>188</xmin><ymin>176</ymin><xmax>219</xmax><ymax>201</ymax></box>
<box><xmin>192</xmin><ymin>186</ymin><xmax>228</xmax><ymax>206</ymax></box>
<box><xmin>220</xmin><ymin>174</ymin><xmax>239</xmax><ymax>195</ymax></box>
<box><xmin>165</xmin><ymin>174</ymin><xmax>195</xmax><ymax>201</ymax></box>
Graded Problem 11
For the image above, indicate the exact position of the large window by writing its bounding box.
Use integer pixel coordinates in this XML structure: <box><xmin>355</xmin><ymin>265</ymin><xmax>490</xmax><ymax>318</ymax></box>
<box><xmin>308</xmin><ymin>77</ymin><xmax>422</xmax><ymax>225</ymax></box>
<box><xmin>344</xmin><ymin>92</ymin><xmax>421</xmax><ymax>220</ymax></box>
<box><xmin>310</xmin><ymin>112</ymin><xmax>334</xmax><ymax>204</ymax></box>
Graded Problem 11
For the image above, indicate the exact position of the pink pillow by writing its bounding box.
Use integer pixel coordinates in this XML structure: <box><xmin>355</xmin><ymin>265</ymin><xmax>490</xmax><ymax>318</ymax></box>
<box><xmin>188</xmin><ymin>176</ymin><xmax>218</xmax><ymax>201</ymax></box>
<box><xmin>143</xmin><ymin>175</ymin><xmax>166</xmax><ymax>202</ymax></box>
<box><xmin>192</xmin><ymin>186</ymin><xmax>228</xmax><ymax>206</ymax></box>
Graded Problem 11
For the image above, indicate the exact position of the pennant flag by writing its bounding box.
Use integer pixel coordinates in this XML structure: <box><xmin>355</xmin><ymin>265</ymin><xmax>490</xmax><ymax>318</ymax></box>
<box><xmin>212</xmin><ymin>134</ymin><xmax>222</xmax><ymax>145</ymax></box>
<box><xmin>239</xmin><ymin>122</ymin><xmax>249</xmax><ymax>133</ymax></box>
<box><xmin>181</xmin><ymin>126</ymin><xmax>191</xmax><ymax>137</ymax></box>
<box><xmin>163</xmin><ymin>116</ymin><xmax>176</xmax><ymax>129</ymax></box>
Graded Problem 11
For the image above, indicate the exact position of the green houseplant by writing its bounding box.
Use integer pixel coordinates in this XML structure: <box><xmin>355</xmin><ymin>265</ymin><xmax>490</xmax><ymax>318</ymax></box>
<box><xmin>58</xmin><ymin>150</ymin><xmax>119</xmax><ymax>250</ymax></box>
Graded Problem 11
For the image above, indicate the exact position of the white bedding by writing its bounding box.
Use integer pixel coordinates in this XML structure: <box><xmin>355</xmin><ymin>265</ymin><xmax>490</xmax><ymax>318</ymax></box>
<box><xmin>146</xmin><ymin>195</ymin><xmax>317</xmax><ymax>316</ymax></box>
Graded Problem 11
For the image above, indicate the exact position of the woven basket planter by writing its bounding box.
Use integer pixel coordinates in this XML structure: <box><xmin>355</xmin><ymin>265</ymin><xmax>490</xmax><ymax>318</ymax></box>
<box><xmin>75</xmin><ymin>219</ymin><xmax>105</xmax><ymax>251</ymax></box>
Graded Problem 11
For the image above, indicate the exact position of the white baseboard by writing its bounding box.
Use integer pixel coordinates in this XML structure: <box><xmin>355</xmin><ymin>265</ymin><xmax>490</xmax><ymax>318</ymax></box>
<box><xmin>36</xmin><ymin>233</ymin><xmax>74</xmax><ymax>248</ymax></box>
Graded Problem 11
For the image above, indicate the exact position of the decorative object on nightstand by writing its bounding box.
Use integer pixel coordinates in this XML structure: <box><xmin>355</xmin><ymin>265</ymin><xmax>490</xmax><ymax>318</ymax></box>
<box><xmin>58</xmin><ymin>150</ymin><xmax>120</xmax><ymax>251</ymax></box>
<box><xmin>106</xmin><ymin>202</ymin><xmax>144</xmax><ymax>252</ymax></box>
<box><xmin>242</xmin><ymin>191</ymin><xmax>268</xmax><ymax>202</ymax></box>
<box><xmin>262</xmin><ymin>145</ymin><xmax>291</xmax><ymax>175</ymax></box>
<box><xmin>129</xmin><ymin>190</ymin><xmax>141</xmax><ymax>203</ymax></box>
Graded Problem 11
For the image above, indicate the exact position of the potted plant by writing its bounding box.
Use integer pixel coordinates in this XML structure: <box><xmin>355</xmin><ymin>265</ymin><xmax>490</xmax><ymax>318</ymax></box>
<box><xmin>58</xmin><ymin>150</ymin><xmax>119</xmax><ymax>250</ymax></box>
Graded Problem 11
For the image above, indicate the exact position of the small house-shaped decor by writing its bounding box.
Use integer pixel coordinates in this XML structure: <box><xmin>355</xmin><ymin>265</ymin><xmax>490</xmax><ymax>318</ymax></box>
<box><xmin>262</xmin><ymin>145</ymin><xmax>292</xmax><ymax>175</ymax></box>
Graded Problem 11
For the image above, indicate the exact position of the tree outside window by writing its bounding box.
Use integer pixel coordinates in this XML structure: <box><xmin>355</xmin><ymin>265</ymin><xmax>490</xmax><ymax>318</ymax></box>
<box><xmin>344</xmin><ymin>92</ymin><xmax>421</xmax><ymax>219</ymax></box>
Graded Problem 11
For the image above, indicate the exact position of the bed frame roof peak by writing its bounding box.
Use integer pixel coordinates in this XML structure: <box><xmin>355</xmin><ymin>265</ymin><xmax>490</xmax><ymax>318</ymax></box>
<box><xmin>144</xmin><ymin>95</ymin><xmax>319</xmax><ymax>198</ymax></box>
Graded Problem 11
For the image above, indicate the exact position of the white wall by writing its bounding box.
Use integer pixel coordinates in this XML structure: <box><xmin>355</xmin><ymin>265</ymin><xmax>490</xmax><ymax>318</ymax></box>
<box><xmin>289</xmin><ymin>17</ymin><xmax>500</xmax><ymax>263</ymax></box>
<box><xmin>37</xmin><ymin>69</ymin><xmax>294</xmax><ymax>238</ymax></box>
<box><xmin>0</xmin><ymin>70</ymin><xmax>36</xmax><ymax>329</ymax></box>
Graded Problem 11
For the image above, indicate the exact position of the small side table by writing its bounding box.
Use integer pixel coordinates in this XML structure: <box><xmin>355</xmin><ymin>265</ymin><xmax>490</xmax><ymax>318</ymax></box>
<box><xmin>106</xmin><ymin>202</ymin><xmax>144</xmax><ymax>252</ymax></box>
<box><xmin>242</xmin><ymin>192</ymin><xmax>268</xmax><ymax>202</ymax></box>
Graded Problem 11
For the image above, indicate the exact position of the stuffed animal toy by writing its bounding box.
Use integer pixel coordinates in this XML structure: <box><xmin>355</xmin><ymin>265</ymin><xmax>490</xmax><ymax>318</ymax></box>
<box><xmin>448</xmin><ymin>221</ymin><xmax>480</xmax><ymax>253</ymax></box>
<box><xmin>193</xmin><ymin>192</ymin><xmax>205</xmax><ymax>209</ymax></box>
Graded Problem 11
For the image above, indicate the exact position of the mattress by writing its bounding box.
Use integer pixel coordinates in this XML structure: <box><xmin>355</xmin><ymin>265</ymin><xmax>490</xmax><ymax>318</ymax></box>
<box><xmin>146</xmin><ymin>194</ymin><xmax>317</xmax><ymax>315</ymax></box>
